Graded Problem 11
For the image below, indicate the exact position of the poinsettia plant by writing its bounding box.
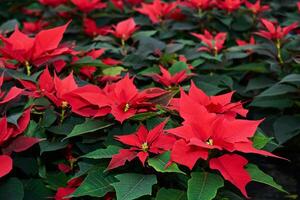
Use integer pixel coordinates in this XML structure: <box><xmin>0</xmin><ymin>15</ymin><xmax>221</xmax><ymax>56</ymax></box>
<box><xmin>0</xmin><ymin>0</ymin><xmax>299</xmax><ymax>200</ymax></box>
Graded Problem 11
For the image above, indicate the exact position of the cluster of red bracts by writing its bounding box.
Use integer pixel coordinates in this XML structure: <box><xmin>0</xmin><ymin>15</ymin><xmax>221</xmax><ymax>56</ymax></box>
<box><xmin>107</xmin><ymin>81</ymin><xmax>285</xmax><ymax>198</ymax></box>
<box><xmin>0</xmin><ymin>75</ymin><xmax>40</xmax><ymax>178</ymax></box>
<box><xmin>0</xmin><ymin>1</ymin><xmax>298</xmax><ymax>199</ymax></box>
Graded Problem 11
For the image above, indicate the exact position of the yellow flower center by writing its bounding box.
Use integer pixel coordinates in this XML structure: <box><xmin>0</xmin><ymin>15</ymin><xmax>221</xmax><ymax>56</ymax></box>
<box><xmin>206</xmin><ymin>138</ymin><xmax>213</xmax><ymax>146</ymax></box>
<box><xmin>124</xmin><ymin>103</ymin><xmax>130</xmax><ymax>112</ymax></box>
<box><xmin>61</xmin><ymin>101</ymin><xmax>69</xmax><ymax>108</ymax></box>
<box><xmin>141</xmin><ymin>142</ymin><xmax>149</xmax><ymax>152</ymax></box>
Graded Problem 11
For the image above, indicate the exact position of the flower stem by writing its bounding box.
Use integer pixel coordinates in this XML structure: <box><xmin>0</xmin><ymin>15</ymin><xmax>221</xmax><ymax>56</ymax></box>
<box><xmin>25</xmin><ymin>61</ymin><xmax>31</xmax><ymax>76</ymax></box>
<box><xmin>276</xmin><ymin>39</ymin><xmax>284</xmax><ymax>65</ymax></box>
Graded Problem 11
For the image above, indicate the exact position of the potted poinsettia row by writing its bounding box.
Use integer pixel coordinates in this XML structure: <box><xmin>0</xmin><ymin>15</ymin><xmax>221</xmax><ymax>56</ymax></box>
<box><xmin>1</xmin><ymin>0</ymin><xmax>299</xmax><ymax>199</ymax></box>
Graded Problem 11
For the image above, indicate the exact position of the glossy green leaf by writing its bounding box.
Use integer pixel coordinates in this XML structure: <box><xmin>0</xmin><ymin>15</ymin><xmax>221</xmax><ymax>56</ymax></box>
<box><xmin>112</xmin><ymin>173</ymin><xmax>157</xmax><ymax>200</ymax></box>
<box><xmin>81</xmin><ymin>145</ymin><xmax>121</xmax><ymax>159</ymax></box>
<box><xmin>148</xmin><ymin>151</ymin><xmax>185</xmax><ymax>174</ymax></box>
<box><xmin>246</xmin><ymin>164</ymin><xmax>287</xmax><ymax>193</ymax></box>
<box><xmin>69</xmin><ymin>170</ymin><xmax>116</xmax><ymax>198</ymax></box>
<box><xmin>187</xmin><ymin>172</ymin><xmax>224</xmax><ymax>200</ymax></box>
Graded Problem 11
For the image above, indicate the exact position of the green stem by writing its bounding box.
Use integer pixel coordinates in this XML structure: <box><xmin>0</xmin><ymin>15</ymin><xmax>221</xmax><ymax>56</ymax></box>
<box><xmin>60</xmin><ymin>108</ymin><xmax>66</xmax><ymax>124</ymax></box>
<box><xmin>25</xmin><ymin>61</ymin><xmax>31</xmax><ymax>76</ymax></box>
<box><xmin>276</xmin><ymin>39</ymin><xmax>284</xmax><ymax>65</ymax></box>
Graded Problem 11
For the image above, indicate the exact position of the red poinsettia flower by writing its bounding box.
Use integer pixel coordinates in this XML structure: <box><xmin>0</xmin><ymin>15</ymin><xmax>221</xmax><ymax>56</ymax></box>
<box><xmin>103</xmin><ymin>74</ymin><xmax>153</xmax><ymax>123</ymax></box>
<box><xmin>298</xmin><ymin>2</ymin><xmax>300</xmax><ymax>12</ymax></box>
<box><xmin>0</xmin><ymin>74</ymin><xmax>23</xmax><ymax>106</ymax></box>
<box><xmin>180</xmin><ymin>0</ymin><xmax>215</xmax><ymax>10</ymax></box>
<box><xmin>55</xmin><ymin>177</ymin><xmax>83</xmax><ymax>200</ymax></box>
<box><xmin>191</xmin><ymin>30</ymin><xmax>227</xmax><ymax>55</ymax></box>
<box><xmin>216</xmin><ymin>0</ymin><xmax>243</xmax><ymax>13</ymax></box>
<box><xmin>170</xmin><ymin>82</ymin><xmax>247</xmax><ymax>119</ymax></box>
<box><xmin>71</xmin><ymin>0</ymin><xmax>106</xmax><ymax>13</ymax></box>
<box><xmin>39</xmin><ymin>0</ymin><xmax>67</xmax><ymax>7</ymax></box>
<box><xmin>0</xmin><ymin>22</ymin><xmax>73</xmax><ymax>72</ymax></box>
<box><xmin>149</xmin><ymin>65</ymin><xmax>192</xmax><ymax>87</ymax></box>
<box><xmin>23</xmin><ymin>20</ymin><xmax>49</xmax><ymax>34</ymax></box>
<box><xmin>135</xmin><ymin>0</ymin><xmax>178</xmax><ymax>24</ymax></box>
<box><xmin>107</xmin><ymin>120</ymin><xmax>176</xmax><ymax>170</ymax></box>
<box><xmin>20</xmin><ymin>68</ymin><xmax>111</xmax><ymax>117</ymax></box>
<box><xmin>255</xmin><ymin>18</ymin><xmax>298</xmax><ymax>41</ymax></box>
<box><xmin>83</xmin><ymin>18</ymin><xmax>111</xmax><ymax>37</ymax></box>
<box><xmin>210</xmin><ymin>154</ymin><xmax>251</xmax><ymax>198</ymax></box>
<box><xmin>167</xmin><ymin>90</ymin><xmax>282</xmax><ymax>169</ymax></box>
<box><xmin>167</xmin><ymin>91</ymin><xmax>284</xmax><ymax>197</ymax></box>
<box><xmin>110</xmin><ymin>18</ymin><xmax>138</xmax><ymax>41</ymax></box>
<box><xmin>245</xmin><ymin>0</ymin><xmax>269</xmax><ymax>14</ymax></box>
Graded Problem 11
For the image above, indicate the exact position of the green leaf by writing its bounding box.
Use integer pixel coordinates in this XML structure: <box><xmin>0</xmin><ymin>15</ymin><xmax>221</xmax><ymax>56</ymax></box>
<box><xmin>225</xmin><ymin>63</ymin><xmax>268</xmax><ymax>73</ymax></box>
<box><xmin>64</xmin><ymin>119</ymin><xmax>113</xmax><ymax>140</ymax></box>
<box><xmin>252</xmin><ymin>130</ymin><xmax>273</xmax><ymax>149</ymax></box>
<box><xmin>102</xmin><ymin>66</ymin><xmax>125</xmax><ymax>76</ymax></box>
<box><xmin>39</xmin><ymin>140</ymin><xmax>68</xmax><ymax>155</ymax></box>
<box><xmin>245</xmin><ymin>76</ymin><xmax>276</xmax><ymax>92</ymax></box>
<box><xmin>148</xmin><ymin>151</ymin><xmax>185</xmax><ymax>174</ymax></box>
<box><xmin>168</xmin><ymin>61</ymin><xmax>189</xmax><ymax>75</ymax></box>
<box><xmin>273</xmin><ymin>116</ymin><xmax>300</xmax><ymax>144</ymax></box>
<box><xmin>72</xmin><ymin>57</ymin><xmax>110</xmax><ymax>68</ymax></box>
<box><xmin>69</xmin><ymin>170</ymin><xmax>116</xmax><ymax>198</ymax></box>
<box><xmin>45</xmin><ymin>172</ymin><xmax>69</xmax><ymax>190</ymax></box>
<box><xmin>279</xmin><ymin>74</ymin><xmax>300</xmax><ymax>85</ymax></box>
<box><xmin>257</xmin><ymin>84</ymin><xmax>298</xmax><ymax>97</ymax></box>
<box><xmin>194</xmin><ymin>81</ymin><xmax>224</xmax><ymax>96</ymax></box>
<box><xmin>81</xmin><ymin>145</ymin><xmax>121</xmax><ymax>159</ymax></box>
<box><xmin>250</xmin><ymin>96</ymin><xmax>293</xmax><ymax>109</ymax></box>
<box><xmin>132</xmin><ymin>30</ymin><xmax>157</xmax><ymax>41</ymax></box>
<box><xmin>155</xmin><ymin>188</ymin><xmax>187</xmax><ymax>200</ymax></box>
<box><xmin>0</xmin><ymin>19</ymin><xmax>19</xmax><ymax>33</ymax></box>
<box><xmin>23</xmin><ymin>179</ymin><xmax>53</xmax><ymax>200</ymax></box>
<box><xmin>0</xmin><ymin>177</ymin><xmax>24</xmax><ymax>200</ymax></box>
<box><xmin>112</xmin><ymin>173</ymin><xmax>157</xmax><ymax>200</ymax></box>
<box><xmin>246</xmin><ymin>164</ymin><xmax>287</xmax><ymax>193</ymax></box>
<box><xmin>187</xmin><ymin>172</ymin><xmax>224</xmax><ymax>200</ymax></box>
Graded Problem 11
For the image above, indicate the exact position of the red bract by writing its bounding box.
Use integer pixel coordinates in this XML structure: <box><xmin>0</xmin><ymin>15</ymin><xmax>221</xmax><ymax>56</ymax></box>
<box><xmin>216</xmin><ymin>0</ymin><xmax>243</xmax><ymax>13</ymax></box>
<box><xmin>0</xmin><ymin>108</ymin><xmax>31</xmax><ymax>145</ymax></box>
<box><xmin>135</xmin><ymin>0</ymin><xmax>177</xmax><ymax>24</ymax></box>
<box><xmin>0</xmin><ymin>155</ymin><xmax>12</xmax><ymax>178</ymax></box>
<box><xmin>39</xmin><ymin>0</ymin><xmax>67</xmax><ymax>7</ymax></box>
<box><xmin>0</xmin><ymin>108</ymin><xmax>39</xmax><ymax>178</ymax></box>
<box><xmin>71</xmin><ymin>0</ymin><xmax>106</xmax><ymax>13</ymax></box>
<box><xmin>191</xmin><ymin>30</ymin><xmax>227</xmax><ymax>55</ymax></box>
<box><xmin>181</xmin><ymin>0</ymin><xmax>215</xmax><ymax>10</ymax></box>
<box><xmin>209</xmin><ymin>154</ymin><xmax>251</xmax><ymax>198</ymax></box>
<box><xmin>298</xmin><ymin>2</ymin><xmax>300</xmax><ymax>12</ymax></box>
<box><xmin>107</xmin><ymin>120</ymin><xmax>176</xmax><ymax>170</ymax></box>
<box><xmin>236</xmin><ymin>36</ymin><xmax>256</xmax><ymax>46</ymax></box>
<box><xmin>170</xmin><ymin>82</ymin><xmax>247</xmax><ymax>118</ymax></box>
<box><xmin>149</xmin><ymin>65</ymin><xmax>192</xmax><ymax>87</ymax></box>
<box><xmin>245</xmin><ymin>0</ymin><xmax>269</xmax><ymax>14</ymax></box>
<box><xmin>112</xmin><ymin>0</ymin><xmax>143</xmax><ymax>10</ymax></box>
<box><xmin>103</xmin><ymin>74</ymin><xmax>154</xmax><ymax>123</ymax></box>
<box><xmin>111</xmin><ymin>18</ymin><xmax>138</xmax><ymax>41</ymax></box>
<box><xmin>55</xmin><ymin>177</ymin><xmax>83</xmax><ymax>200</ymax></box>
<box><xmin>255</xmin><ymin>18</ymin><xmax>298</xmax><ymax>41</ymax></box>
<box><xmin>83</xmin><ymin>18</ymin><xmax>111</xmax><ymax>37</ymax></box>
<box><xmin>23</xmin><ymin>20</ymin><xmax>49</xmax><ymax>34</ymax></box>
<box><xmin>0</xmin><ymin>74</ymin><xmax>23</xmax><ymax>105</ymax></box>
<box><xmin>0</xmin><ymin>22</ymin><xmax>72</xmax><ymax>71</ymax></box>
